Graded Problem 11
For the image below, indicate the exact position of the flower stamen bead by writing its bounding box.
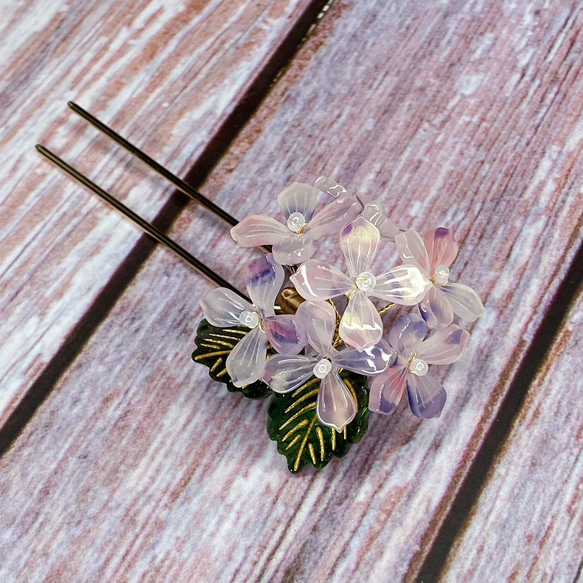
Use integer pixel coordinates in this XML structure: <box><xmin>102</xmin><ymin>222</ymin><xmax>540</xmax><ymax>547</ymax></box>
<box><xmin>287</xmin><ymin>211</ymin><xmax>306</xmax><ymax>234</ymax></box>
<box><xmin>239</xmin><ymin>310</ymin><xmax>260</xmax><ymax>329</ymax></box>
<box><xmin>313</xmin><ymin>358</ymin><xmax>333</xmax><ymax>379</ymax></box>
<box><xmin>408</xmin><ymin>356</ymin><xmax>429</xmax><ymax>376</ymax></box>
<box><xmin>431</xmin><ymin>266</ymin><xmax>450</xmax><ymax>286</ymax></box>
<box><xmin>355</xmin><ymin>271</ymin><xmax>376</xmax><ymax>292</ymax></box>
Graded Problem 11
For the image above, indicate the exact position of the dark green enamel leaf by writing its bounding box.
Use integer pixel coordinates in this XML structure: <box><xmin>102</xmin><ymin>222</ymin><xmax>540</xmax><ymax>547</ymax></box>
<box><xmin>267</xmin><ymin>371</ymin><xmax>370</xmax><ymax>473</ymax></box>
<box><xmin>192</xmin><ymin>319</ymin><xmax>271</xmax><ymax>400</ymax></box>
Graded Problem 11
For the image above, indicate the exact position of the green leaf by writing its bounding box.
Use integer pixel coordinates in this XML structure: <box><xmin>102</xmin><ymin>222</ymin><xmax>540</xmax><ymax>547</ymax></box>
<box><xmin>267</xmin><ymin>371</ymin><xmax>370</xmax><ymax>473</ymax></box>
<box><xmin>192</xmin><ymin>319</ymin><xmax>272</xmax><ymax>400</ymax></box>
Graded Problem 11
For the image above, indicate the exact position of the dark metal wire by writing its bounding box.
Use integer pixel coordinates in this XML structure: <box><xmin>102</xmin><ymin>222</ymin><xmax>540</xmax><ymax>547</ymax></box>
<box><xmin>35</xmin><ymin>144</ymin><xmax>249</xmax><ymax>301</ymax></box>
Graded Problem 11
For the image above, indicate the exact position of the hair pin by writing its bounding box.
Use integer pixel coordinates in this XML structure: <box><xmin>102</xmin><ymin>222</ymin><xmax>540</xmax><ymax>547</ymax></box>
<box><xmin>38</xmin><ymin>103</ymin><xmax>485</xmax><ymax>473</ymax></box>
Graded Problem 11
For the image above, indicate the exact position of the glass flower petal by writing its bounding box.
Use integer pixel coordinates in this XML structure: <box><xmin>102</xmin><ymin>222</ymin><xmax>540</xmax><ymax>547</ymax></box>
<box><xmin>339</xmin><ymin>290</ymin><xmax>383</xmax><ymax>351</ymax></box>
<box><xmin>296</xmin><ymin>300</ymin><xmax>337</xmax><ymax>357</ymax></box>
<box><xmin>226</xmin><ymin>326</ymin><xmax>269</xmax><ymax>387</ymax></box>
<box><xmin>200</xmin><ymin>288</ymin><xmax>254</xmax><ymax>327</ymax></box>
<box><xmin>417</xmin><ymin>326</ymin><xmax>470</xmax><ymax>365</ymax></box>
<box><xmin>388</xmin><ymin>313</ymin><xmax>428</xmax><ymax>357</ymax></box>
<box><xmin>361</xmin><ymin>202</ymin><xmax>400</xmax><ymax>239</ymax></box>
<box><xmin>277</xmin><ymin>182</ymin><xmax>319</xmax><ymax>221</ymax></box>
<box><xmin>406</xmin><ymin>373</ymin><xmax>446</xmax><ymax>419</ymax></box>
<box><xmin>332</xmin><ymin>341</ymin><xmax>395</xmax><ymax>375</ymax></box>
<box><xmin>263</xmin><ymin>354</ymin><xmax>317</xmax><ymax>393</ymax></box>
<box><xmin>419</xmin><ymin>286</ymin><xmax>454</xmax><ymax>328</ymax></box>
<box><xmin>373</xmin><ymin>265</ymin><xmax>431</xmax><ymax>305</ymax></box>
<box><xmin>395</xmin><ymin>230</ymin><xmax>431</xmax><ymax>275</ymax></box>
<box><xmin>441</xmin><ymin>282</ymin><xmax>486</xmax><ymax>321</ymax></box>
<box><xmin>317</xmin><ymin>369</ymin><xmax>357</xmax><ymax>431</ymax></box>
<box><xmin>263</xmin><ymin>314</ymin><xmax>307</xmax><ymax>356</ymax></box>
<box><xmin>291</xmin><ymin>260</ymin><xmax>354</xmax><ymax>301</ymax></box>
<box><xmin>305</xmin><ymin>195</ymin><xmax>362</xmax><ymax>239</ymax></box>
<box><xmin>368</xmin><ymin>365</ymin><xmax>408</xmax><ymax>415</ymax></box>
<box><xmin>339</xmin><ymin>216</ymin><xmax>380</xmax><ymax>278</ymax></box>
<box><xmin>272</xmin><ymin>235</ymin><xmax>314</xmax><ymax>266</ymax></box>
<box><xmin>231</xmin><ymin>216</ymin><xmax>290</xmax><ymax>247</ymax></box>
<box><xmin>245</xmin><ymin>254</ymin><xmax>284</xmax><ymax>317</ymax></box>
<box><xmin>424</xmin><ymin>227</ymin><xmax>458</xmax><ymax>270</ymax></box>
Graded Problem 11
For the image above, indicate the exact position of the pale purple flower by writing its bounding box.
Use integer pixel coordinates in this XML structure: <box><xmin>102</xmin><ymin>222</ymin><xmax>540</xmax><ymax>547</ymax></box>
<box><xmin>290</xmin><ymin>216</ymin><xmax>431</xmax><ymax>351</ymax></box>
<box><xmin>263</xmin><ymin>301</ymin><xmax>395</xmax><ymax>432</ymax></box>
<box><xmin>395</xmin><ymin>228</ymin><xmax>485</xmax><ymax>328</ymax></box>
<box><xmin>369</xmin><ymin>313</ymin><xmax>470</xmax><ymax>419</ymax></box>
<box><xmin>200</xmin><ymin>254</ymin><xmax>306</xmax><ymax>387</ymax></box>
<box><xmin>230</xmin><ymin>182</ymin><xmax>362</xmax><ymax>266</ymax></box>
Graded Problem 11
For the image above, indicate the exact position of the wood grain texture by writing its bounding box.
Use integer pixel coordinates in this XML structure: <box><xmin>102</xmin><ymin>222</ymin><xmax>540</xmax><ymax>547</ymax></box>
<box><xmin>2</xmin><ymin>1</ymin><xmax>583</xmax><ymax>582</ymax></box>
<box><xmin>0</xmin><ymin>0</ymin><xmax>314</xmax><ymax>425</ymax></box>
<box><xmin>439</xmin><ymin>284</ymin><xmax>583</xmax><ymax>583</ymax></box>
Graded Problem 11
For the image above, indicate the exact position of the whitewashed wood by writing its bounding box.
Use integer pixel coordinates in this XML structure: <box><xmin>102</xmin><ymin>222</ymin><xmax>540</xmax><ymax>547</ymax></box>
<box><xmin>439</xmin><ymin>287</ymin><xmax>583</xmax><ymax>583</ymax></box>
<box><xmin>0</xmin><ymin>0</ymin><xmax>314</xmax><ymax>425</ymax></box>
<box><xmin>1</xmin><ymin>1</ymin><xmax>583</xmax><ymax>582</ymax></box>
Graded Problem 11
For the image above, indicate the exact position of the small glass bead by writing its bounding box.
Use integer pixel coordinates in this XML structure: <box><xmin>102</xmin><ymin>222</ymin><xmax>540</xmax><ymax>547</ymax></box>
<box><xmin>313</xmin><ymin>358</ymin><xmax>332</xmax><ymax>379</ymax></box>
<box><xmin>287</xmin><ymin>212</ymin><xmax>306</xmax><ymax>233</ymax></box>
<box><xmin>432</xmin><ymin>265</ymin><xmax>450</xmax><ymax>286</ymax></box>
<box><xmin>409</xmin><ymin>357</ymin><xmax>429</xmax><ymax>377</ymax></box>
<box><xmin>355</xmin><ymin>271</ymin><xmax>377</xmax><ymax>292</ymax></box>
<box><xmin>239</xmin><ymin>310</ymin><xmax>260</xmax><ymax>329</ymax></box>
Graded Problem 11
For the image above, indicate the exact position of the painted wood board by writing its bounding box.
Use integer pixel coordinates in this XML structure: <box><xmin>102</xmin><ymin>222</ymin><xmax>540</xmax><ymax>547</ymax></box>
<box><xmin>0</xmin><ymin>0</ymin><xmax>316</xmax><ymax>426</ymax></box>
<box><xmin>1</xmin><ymin>1</ymin><xmax>583</xmax><ymax>582</ymax></box>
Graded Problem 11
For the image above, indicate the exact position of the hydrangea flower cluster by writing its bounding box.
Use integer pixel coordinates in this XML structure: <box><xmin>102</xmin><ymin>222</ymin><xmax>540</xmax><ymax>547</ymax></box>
<box><xmin>194</xmin><ymin>179</ymin><xmax>485</xmax><ymax>469</ymax></box>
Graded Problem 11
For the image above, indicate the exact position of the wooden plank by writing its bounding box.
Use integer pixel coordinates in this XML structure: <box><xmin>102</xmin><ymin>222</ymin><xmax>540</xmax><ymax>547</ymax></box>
<box><xmin>2</xmin><ymin>1</ymin><xmax>583</xmax><ymax>582</ymax></box>
<box><xmin>0</xmin><ymin>0</ymin><xmax>318</xmax><ymax>426</ymax></box>
<box><xmin>438</xmin><ymin>284</ymin><xmax>583</xmax><ymax>582</ymax></box>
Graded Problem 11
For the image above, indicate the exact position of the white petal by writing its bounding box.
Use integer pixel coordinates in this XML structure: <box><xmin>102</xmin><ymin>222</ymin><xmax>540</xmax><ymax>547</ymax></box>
<box><xmin>339</xmin><ymin>216</ymin><xmax>380</xmax><ymax>278</ymax></box>
<box><xmin>373</xmin><ymin>265</ymin><xmax>431</xmax><ymax>305</ymax></box>
<box><xmin>272</xmin><ymin>235</ymin><xmax>314</xmax><ymax>266</ymax></box>
<box><xmin>305</xmin><ymin>195</ymin><xmax>362</xmax><ymax>239</ymax></box>
<box><xmin>339</xmin><ymin>290</ymin><xmax>383</xmax><ymax>351</ymax></box>
<box><xmin>441</xmin><ymin>282</ymin><xmax>486</xmax><ymax>321</ymax></box>
<box><xmin>262</xmin><ymin>354</ymin><xmax>317</xmax><ymax>393</ymax></box>
<box><xmin>295</xmin><ymin>301</ymin><xmax>337</xmax><ymax>357</ymax></box>
<box><xmin>226</xmin><ymin>327</ymin><xmax>268</xmax><ymax>387</ymax></box>
<box><xmin>395</xmin><ymin>230</ymin><xmax>431</xmax><ymax>275</ymax></box>
<box><xmin>230</xmin><ymin>216</ymin><xmax>290</xmax><ymax>247</ymax></box>
<box><xmin>200</xmin><ymin>288</ymin><xmax>253</xmax><ymax>327</ymax></box>
<box><xmin>361</xmin><ymin>202</ymin><xmax>400</xmax><ymax>239</ymax></box>
<box><xmin>290</xmin><ymin>260</ymin><xmax>354</xmax><ymax>301</ymax></box>
<box><xmin>333</xmin><ymin>341</ymin><xmax>395</xmax><ymax>375</ymax></box>
<box><xmin>263</xmin><ymin>314</ymin><xmax>307</xmax><ymax>355</ymax></box>
<box><xmin>417</xmin><ymin>326</ymin><xmax>470</xmax><ymax>365</ymax></box>
<box><xmin>317</xmin><ymin>370</ymin><xmax>357</xmax><ymax>432</ymax></box>
<box><xmin>245</xmin><ymin>254</ymin><xmax>284</xmax><ymax>316</ymax></box>
<box><xmin>388</xmin><ymin>313</ymin><xmax>428</xmax><ymax>357</ymax></box>
<box><xmin>277</xmin><ymin>182</ymin><xmax>319</xmax><ymax>221</ymax></box>
<box><xmin>406</xmin><ymin>373</ymin><xmax>446</xmax><ymax>419</ymax></box>
<box><xmin>368</xmin><ymin>365</ymin><xmax>408</xmax><ymax>415</ymax></box>
<box><xmin>419</xmin><ymin>286</ymin><xmax>454</xmax><ymax>328</ymax></box>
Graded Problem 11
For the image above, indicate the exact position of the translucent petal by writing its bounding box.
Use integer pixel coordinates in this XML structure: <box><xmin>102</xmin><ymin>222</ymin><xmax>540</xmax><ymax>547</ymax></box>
<box><xmin>388</xmin><ymin>313</ymin><xmax>428</xmax><ymax>357</ymax></box>
<box><xmin>424</xmin><ymin>227</ymin><xmax>458</xmax><ymax>271</ymax></box>
<box><xmin>200</xmin><ymin>288</ymin><xmax>254</xmax><ymax>327</ymax></box>
<box><xmin>317</xmin><ymin>370</ymin><xmax>357</xmax><ymax>431</ymax></box>
<box><xmin>395</xmin><ymin>230</ymin><xmax>431</xmax><ymax>275</ymax></box>
<box><xmin>362</xmin><ymin>202</ymin><xmax>400</xmax><ymax>239</ymax></box>
<box><xmin>406</xmin><ymin>373</ymin><xmax>446</xmax><ymax>419</ymax></box>
<box><xmin>226</xmin><ymin>327</ymin><xmax>269</xmax><ymax>387</ymax></box>
<box><xmin>291</xmin><ymin>260</ymin><xmax>354</xmax><ymax>301</ymax></box>
<box><xmin>305</xmin><ymin>195</ymin><xmax>362</xmax><ymax>239</ymax></box>
<box><xmin>339</xmin><ymin>216</ymin><xmax>380</xmax><ymax>278</ymax></box>
<box><xmin>373</xmin><ymin>265</ymin><xmax>431</xmax><ymax>305</ymax></box>
<box><xmin>417</xmin><ymin>326</ymin><xmax>470</xmax><ymax>365</ymax></box>
<box><xmin>441</xmin><ymin>282</ymin><xmax>486</xmax><ymax>322</ymax></box>
<box><xmin>262</xmin><ymin>354</ymin><xmax>317</xmax><ymax>393</ymax></box>
<box><xmin>245</xmin><ymin>254</ymin><xmax>284</xmax><ymax>316</ymax></box>
<box><xmin>333</xmin><ymin>341</ymin><xmax>395</xmax><ymax>375</ymax></box>
<box><xmin>263</xmin><ymin>314</ymin><xmax>307</xmax><ymax>355</ymax></box>
<box><xmin>295</xmin><ymin>301</ymin><xmax>337</xmax><ymax>357</ymax></box>
<box><xmin>339</xmin><ymin>290</ymin><xmax>383</xmax><ymax>351</ymax></box>
<box><xmin>313</xmin><ymin>176</ymin><xmax>349</xmax><ymax>198</ymax></box>
<box><xmin>272</xmin><ymin>235</ymin><xmax>314</xmax><ymax>266</ymax></box>
<box><xmin>277</xmin><ymin>182</ymin><xmax>319</xmax><ymax>221</ymax></box>
<box><xmin>368</xmin><ymin>365</ymin><xmax>408</xmax><ymax>415</ymax></box>
<box><xmin>419</xmin><ymin>286</ymin><xmax>454</xmax><ymax>328</ymax></box>
<box><xmin>230</xmin><ymin>216</ymin><xmax>290</xmax><ymax>247</ymax></box>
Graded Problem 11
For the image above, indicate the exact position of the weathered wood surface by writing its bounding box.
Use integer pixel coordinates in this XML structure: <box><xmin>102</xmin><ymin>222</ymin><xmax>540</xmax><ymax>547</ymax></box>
<box><xmin>0</xmin><ymin>0</ymin><xmax>315</xmax><ymax>426</ymax></box>
<box><xmin>440</xmin><ymin>286</ymin><xmax>583</xmax><ymax>582</ymax></box>
<box><xmin>2</xmin><ymin>1</ymin><xmax>583</xmax><ymax>582</ymax></box>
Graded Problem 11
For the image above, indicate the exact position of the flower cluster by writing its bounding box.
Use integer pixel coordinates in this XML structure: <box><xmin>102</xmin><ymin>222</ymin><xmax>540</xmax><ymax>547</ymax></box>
<box><xmin>197</xmin><ymin>179</ymin><xmax>485</xmax><ymax>436</ymax></box>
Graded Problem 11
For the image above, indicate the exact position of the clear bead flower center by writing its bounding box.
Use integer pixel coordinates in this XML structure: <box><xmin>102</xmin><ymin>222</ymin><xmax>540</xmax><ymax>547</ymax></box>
<box><xmin>355</xmin><ymin>271</ymin><xmax>377</xmax><ymax>292</ymax></box>
<box><xmin>239</xmin><ymin>310</ymin><xmax>260</xmax><ymax>329</ymax></box>
<box><xmin>287</xmin><ymin>212</ymin><xmax>306</xmax><ymax>234</ymax></box>
<box><xmin>408</xmin><ymin>357</ymin><xmax>429</xmax><ymax>377</ymax></box>
<box><xmin>432</xmin><ymin>265</ymin><xmax>450</xmax><ymax>286</ymax></box>
<box><xmin>313</xmin><ymin>358</ymin><xmax>332</xmax><ymax>379</ymax></box>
